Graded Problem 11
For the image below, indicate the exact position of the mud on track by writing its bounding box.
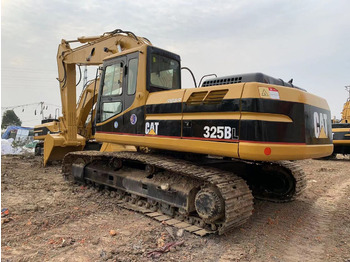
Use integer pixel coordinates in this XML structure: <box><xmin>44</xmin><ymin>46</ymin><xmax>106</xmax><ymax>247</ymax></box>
<box><xmin>1</xmin><ymin>155</ymin><xmax>350</xmax><ymax>262</ymax></box>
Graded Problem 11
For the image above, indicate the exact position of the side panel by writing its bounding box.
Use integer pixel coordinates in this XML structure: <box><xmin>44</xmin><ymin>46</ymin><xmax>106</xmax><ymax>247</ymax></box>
<box><xmin>239</xmin><ymin>83</ymin><xmax>333</xmax><ymax>160</ymax></box>
<box><xmin>96</xmin><ymin>80</ymin><xmax>333</xmax><ymax>160</ymax></box>
<box><xmin>144</xmin><ymin>89</ymin><xmax>184</xmax><ymax>137</ymax></box>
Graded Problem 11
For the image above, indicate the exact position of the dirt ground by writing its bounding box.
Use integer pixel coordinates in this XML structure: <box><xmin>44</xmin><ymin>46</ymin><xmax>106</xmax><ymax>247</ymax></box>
<box><xmin>1</xmin><ymin>155</ymin><xmax>350</xmax><ymax>262</ymax></box>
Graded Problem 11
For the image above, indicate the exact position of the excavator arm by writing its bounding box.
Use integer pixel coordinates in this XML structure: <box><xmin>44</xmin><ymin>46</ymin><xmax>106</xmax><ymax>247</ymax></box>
<box><xmin>44</xmin><ymin>29</ymin><xmax>151</xmax><ymax>165</ymax></box>
<box><xmin>76</xmin><ymin>79</ymin><xmax>100</xmax><ymax>139</ymax></box>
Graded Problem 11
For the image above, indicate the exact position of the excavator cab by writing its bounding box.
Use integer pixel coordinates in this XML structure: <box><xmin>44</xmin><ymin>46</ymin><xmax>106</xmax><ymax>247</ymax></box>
<box><xmin>94</xmin><ymin>46</ymin><xmax>181</xmax><ymax>136</ymax></box>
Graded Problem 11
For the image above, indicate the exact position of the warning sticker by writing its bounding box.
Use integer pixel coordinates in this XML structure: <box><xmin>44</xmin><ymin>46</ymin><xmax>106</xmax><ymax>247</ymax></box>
<box><xmin>258</xmin><ymin>87</ymin><xmax>280</xmax><ymax>99</ymax></box>
<box><xmin>268</xmin><ymin>87</ymin><xmax>280</xmax><ymax>99</ymax></box>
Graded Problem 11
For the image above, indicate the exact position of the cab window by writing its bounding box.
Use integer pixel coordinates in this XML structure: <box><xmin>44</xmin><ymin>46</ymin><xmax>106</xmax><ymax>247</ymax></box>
<box><xmin>101</xmin><ymin>101</ymin><xmax>122</xmax><ymax>122</ymax></box>
<box><xmin>150</xmin><ymin>54</ymin><xmax>180</xmax><ymax>90</ymax></box>
<box><xmin>127</xmin><ymin>58</ymin><xmax>138</xmax><ymax>95</ymax></box>
<box><xmin>102</xmin><ymin>63</ymin><xmax>123</xmax><ymax>96</ymax></box>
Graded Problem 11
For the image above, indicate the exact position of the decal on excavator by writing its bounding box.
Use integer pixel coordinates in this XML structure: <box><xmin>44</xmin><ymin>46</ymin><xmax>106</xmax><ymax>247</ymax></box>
<box><xmin>203</xmin><ymin>126</ymin><xmax>238</xmax><ymax>140</ymax></box>
<box><xmin>145</xmin><ymin>122</ymin><xmax>159</xmax><ymax>135</ymax></box>
<box><xmin>314</xmin><ymin>112</ymin><xmax>328</xmax><ymax>139</ymax></box>
<box><xmin>130</xmin><ymin>114</ymin><xmax>137</xmax><ymax>125</ymax></box>
<box><xmin>167</xmin><ymin>98</ymin><xmax>182</xmax><ymax>103</ymax></box>
<box><xmin>258</xmin><ymin>87</ymin><xmax>280</xmax><ymax>99</ymax></box>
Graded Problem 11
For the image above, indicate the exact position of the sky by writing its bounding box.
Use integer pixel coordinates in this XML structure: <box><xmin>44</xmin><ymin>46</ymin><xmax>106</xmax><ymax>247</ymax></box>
<box><xmin>1</xmin><ymin>0</ymin><xmax>350</xmax><ymax>127</ymax></box>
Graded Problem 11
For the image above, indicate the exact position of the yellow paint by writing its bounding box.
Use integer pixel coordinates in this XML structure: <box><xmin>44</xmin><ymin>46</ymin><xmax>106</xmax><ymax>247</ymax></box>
<box><xmin>146</xmin><ymin>114</ymin><xmax>182</xmax><ymax>121</ymax></box>
<box><xmin>100</xmin><ymin>142</ymin><xmax>136</xmax><ymax>152</ymax></box>
<box><xmin>146</xmin><ymin>110</ymin><xmax>291</xmax><ymax>123</ymax></box>
<box><xmin>95</xmin><ymin>132</ymin><xmax>240</xmax><ymax>158</ymax></box>
<box><xmin>43</xmin><ymin>133</ymin><xmax>85</xmax><ymax>166</ymax></box>
<box><xmin>95</xmin><ymin>131</ymin><xmax>333</xmax><ymax>161</ymax></box>
<box><xmin>148</xmin><ymin>129</ymin><xmax>156</xmax><ymax>135</ymax></box>
<box><xmin>333</xmin><ymin>140</ymin><xmax>350</xmax><ymax>145</ymax></box>
<box><xmin>332</xmin><ymin>128</ymin><xmax>350</xmax><ymax>132</ymax></box>
<box><xmin>238</xmin><ymin>142</ymin><xmax>333</xmax><ymax>161</ymax></box>
<box><xmin>319</xmin><ymin>127</ymin><xmax>328</xmax><ymax>138</ymax></box>
<box><xmin>146</xmin><ymin>89</ymin><xmax>186</xmax><ymax>105</ymax></box>
<box><xmin>182</xmin><ymin>112</ymin><xmax>241</xmax><ymax>120</ymax></box>
<box><xmin>241</xmin><ymin>112</ymin><xmax>292</xmax><ymax>122</ymax></box>
<box><xmin>241</xmin><ymin>82</ymin><xmax>330</xmax><ymax>110</ymax></box>
<box><xmin>258</xmin><ymin>87</ymin><xmax>270</xmax><ymax>98</ymax></box>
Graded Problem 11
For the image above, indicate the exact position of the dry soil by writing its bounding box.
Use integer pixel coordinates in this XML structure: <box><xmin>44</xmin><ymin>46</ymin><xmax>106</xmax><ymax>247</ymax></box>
<box><xmin>1</xmin><ymin>155</ymin><xmax>350</xmax><ymax>262</ymax></box>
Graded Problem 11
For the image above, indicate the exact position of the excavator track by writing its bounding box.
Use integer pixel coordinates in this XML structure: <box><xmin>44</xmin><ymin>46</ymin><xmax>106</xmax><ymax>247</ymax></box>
<box><xmin>244</xmin><ymin>160</ymin><xmax>307</xmax><ymax>203</ymax></box>
<box><xmin>62</xmin><ymin>151</ymin><xmax>254</xmax><ymax>236</ymax></box>
<box><xmin>201</xmin><ymin>158</ymin><xmax>307</xmax><ymax>203</ymax></box>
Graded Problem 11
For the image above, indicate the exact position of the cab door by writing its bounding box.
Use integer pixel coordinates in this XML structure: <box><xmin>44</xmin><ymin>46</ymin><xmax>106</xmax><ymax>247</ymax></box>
<box><xmin>95</xmin><ymin>53</ymin><xmax>140</xmax><ymax>134</ymax></box>
<box><xmin>97</xmin><ymin>57</ymin><xmax>126</xmax><ymax>124</ymax></box>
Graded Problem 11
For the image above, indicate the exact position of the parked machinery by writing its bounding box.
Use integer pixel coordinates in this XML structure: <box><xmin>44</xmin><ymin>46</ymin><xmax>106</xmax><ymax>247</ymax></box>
<box><xmin>34</xmin><ymin>79</ymin><xmax>100</xmax><ymax>156</ymax></box>
<box><xmin>331</xmin><ymin>86</ymin><xmax>350</xmax><ymax>156</ymax></box>
<box><xmin>52</xmin><ymin>29</ymin><xmax>332</xmax><ymax>235</ymax></box>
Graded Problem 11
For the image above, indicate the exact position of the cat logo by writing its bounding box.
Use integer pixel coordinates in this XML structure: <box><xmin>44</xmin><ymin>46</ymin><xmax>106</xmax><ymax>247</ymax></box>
<box><xmin>313</xmin><ymin>112</ymin><xmax>328</xmax><ymax>138</ymax></box>
<box><xmin>145</xmin><ymin>122</ymin><xmax>159</xmax><ymax>135</ymax></box>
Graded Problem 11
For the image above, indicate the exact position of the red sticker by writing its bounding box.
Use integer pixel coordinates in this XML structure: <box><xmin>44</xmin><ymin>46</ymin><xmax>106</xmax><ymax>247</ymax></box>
<box><xmin>264</xmin><ymin>147</ymin><xmax>272</xmax><ymax>155</ymax></box>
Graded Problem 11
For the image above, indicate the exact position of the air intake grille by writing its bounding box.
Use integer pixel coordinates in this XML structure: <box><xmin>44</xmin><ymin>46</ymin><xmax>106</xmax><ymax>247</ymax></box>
<box><xmin>204</xmin><ymin>90</ymin><xmax>228</xmax><ymax>104</ymax></box>
<box><xmin>186</xmin><ymin>91</ymin><xmax>208</xmax><ymax>105</ymax></box>
<box><xmin>202</xmin><ymin>77</ymin><xmax>242</xmax><ymax>87</ymax></box>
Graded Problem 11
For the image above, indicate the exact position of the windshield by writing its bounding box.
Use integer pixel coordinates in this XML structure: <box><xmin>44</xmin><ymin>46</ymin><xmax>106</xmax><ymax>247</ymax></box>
<box><xmin>150</xmin><ymin>54</ymin><xmax>180</xmax><ymax>90</ymax></box>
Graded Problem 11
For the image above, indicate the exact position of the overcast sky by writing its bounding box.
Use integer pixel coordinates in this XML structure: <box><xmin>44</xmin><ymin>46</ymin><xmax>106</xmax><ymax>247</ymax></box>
<box><xmin>2</xmin><ymin>0</ymin><xmax>350</xmax><ymax>127</ymax></box>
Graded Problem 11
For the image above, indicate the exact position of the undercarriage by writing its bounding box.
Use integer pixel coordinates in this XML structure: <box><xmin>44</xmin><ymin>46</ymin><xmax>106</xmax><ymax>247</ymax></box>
<box><xmin>62</xmin><ymin>151</ymin><xmax>306</xmax><ymax>235</ymax></box>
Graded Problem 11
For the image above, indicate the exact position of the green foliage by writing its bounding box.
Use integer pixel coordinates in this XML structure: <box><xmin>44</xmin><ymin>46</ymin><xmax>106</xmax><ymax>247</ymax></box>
<box><xmin>1</xmin><ymin>110</ymin><xmax>22</xmax><ymax>129</ymax></box>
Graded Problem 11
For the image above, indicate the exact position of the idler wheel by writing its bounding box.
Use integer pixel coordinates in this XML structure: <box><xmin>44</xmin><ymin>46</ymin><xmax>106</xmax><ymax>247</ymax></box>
<box><xmin>145</xmin><ymin>165</ymin><xmax>157</xmax><ymax>175</ymax></box>
<box><xmin>195</xmin><ymin>187</ymin><xmax>224</xmax><ymax>222</ymax></box>
<box><xmin>110</xmin><ymin>158</ymin><xmax>122</xmax><ymax>170</ymax></box>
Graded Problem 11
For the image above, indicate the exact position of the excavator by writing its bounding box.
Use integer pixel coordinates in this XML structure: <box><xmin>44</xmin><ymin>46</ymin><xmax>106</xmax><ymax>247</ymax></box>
<box><xmin>34</xmin><ymin>78</ymin><xmax>101</xmax><ymax>156</ymax></box>
<box><xmin>331</xmin><ymin>87</ymin><xmax>350</xmax><ymax>156</ymax></box>
<box><xmin>47</xmin><ymin>29</ymin><xmax>333</xmax><ymax>236</ymax></box>
<box><xmin>34</xmin><ymin>119</ymin><xmax>59</xmax><ymax>155</ymax></box>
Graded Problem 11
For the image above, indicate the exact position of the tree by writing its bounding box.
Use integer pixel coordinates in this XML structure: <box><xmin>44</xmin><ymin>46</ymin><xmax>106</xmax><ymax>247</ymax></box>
<box><xmin>1</xmin><ymin>110</ymin><xmax>22</xmax><ymax>129</ymax></box>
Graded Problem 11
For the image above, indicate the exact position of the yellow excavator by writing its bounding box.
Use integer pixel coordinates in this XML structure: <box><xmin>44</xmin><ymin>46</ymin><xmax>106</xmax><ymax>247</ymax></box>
<box><xmin>34</xmin><ymin>78</ymin><xmax>100</xmax><ymax>156</ymax></box>
<box><xmin>48</xmin><ymin>29</ymin><xmax>332</xmax><ymax>236</ymax></box>
<box><xmin>331</xmin><ymin>86</ymin><xmax>350</xmax><ymax>156</ymax></box>
<box><xmin>34</xmin><ymin>119</ymin><xmax>60</xmax><ymax>155</ymax></box>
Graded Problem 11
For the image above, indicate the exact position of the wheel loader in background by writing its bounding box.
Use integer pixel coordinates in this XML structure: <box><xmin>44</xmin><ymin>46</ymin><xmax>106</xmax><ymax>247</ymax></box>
<box><xmin>34</xmin><ymin>79</ymin><xmax>101</xmax><ymax>156</ymax></box>
<box><xmin>48</xmin><ymin>29</ymin><xmax>333</xmax><ymax>236</ymax></box>
<box><xmin>330</xmin><ymin>87</ymin><xmax>350</xmax><ymax>156</ymax></box>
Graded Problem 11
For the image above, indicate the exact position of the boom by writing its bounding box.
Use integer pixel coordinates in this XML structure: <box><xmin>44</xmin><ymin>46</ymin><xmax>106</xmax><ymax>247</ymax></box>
<box><xmin>44</xmin><ymin>29</ymin><xmax>152</xmax><ymax>165</ymax></box>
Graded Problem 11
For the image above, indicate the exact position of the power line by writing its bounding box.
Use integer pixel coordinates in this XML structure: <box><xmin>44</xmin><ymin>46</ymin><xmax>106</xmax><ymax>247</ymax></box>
<box><xmin>1</xmin><ymin>102</ymin><xmax>61</xmax><ymax>111</ymax></box>
<box><xmin>1</xmin><ymin>102</ymin><xmax>44</xmax><ymax>110</ymax></box>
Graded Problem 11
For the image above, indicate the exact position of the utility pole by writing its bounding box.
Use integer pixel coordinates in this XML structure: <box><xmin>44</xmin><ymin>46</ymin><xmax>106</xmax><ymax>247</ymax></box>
<box><xmin>39</xmin><ymin>102</ymin><xmax>45</xmax><ymax>120</ymax></box>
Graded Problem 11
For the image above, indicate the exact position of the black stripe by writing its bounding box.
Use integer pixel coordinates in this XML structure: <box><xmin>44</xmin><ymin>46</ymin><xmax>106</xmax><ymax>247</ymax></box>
<box><xmin>333</xmin><ymin>123</ymin><xmax>350</xmax><ymax>128</ymax></box>
<box><xmin>146</xmin><ymin>103</ymin><xmax>182</xmax><ymax>114</ymax></box>
<box><xmin>97</xmin><ymin>98</ymin><xmax>332</xmax><ymax>145</ymax></box>
<box><xmin>183</xmin><ymin>99</ymin><xmax>240</xmax><ymax>113</ymax></box>
<box><xmin>333</xmin><ymin>131</ymin><xmax>350</xmax><ymax>141</ymax></box>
